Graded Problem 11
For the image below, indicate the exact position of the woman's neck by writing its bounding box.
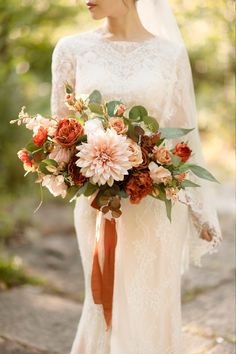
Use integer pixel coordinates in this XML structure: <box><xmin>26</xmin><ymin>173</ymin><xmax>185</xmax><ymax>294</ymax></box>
<box><xmin>100</xmin><ymin>7</ymin><xmax>154</xmax><ymax>42</ymax></box>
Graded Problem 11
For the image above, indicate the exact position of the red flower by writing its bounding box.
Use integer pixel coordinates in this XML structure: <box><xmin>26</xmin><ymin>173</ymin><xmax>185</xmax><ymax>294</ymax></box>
<box><xmin>33</xmin><ymin>127</ymin><xmax>47</xmax><ymax>147</ymax></box>
<box><xmin>54</xmin><ymin>118</ymin><xmax>84</xmax><ymax>148</ymax></box>
<box><xmin>17</xmin><ymin>149</ymin><xmax>33</xmax><ymax>167</ymax></box>
<box><xmin>173</xmin><ymin>142</ymin><xmax>192</xmax><ymax>162</ymax></box>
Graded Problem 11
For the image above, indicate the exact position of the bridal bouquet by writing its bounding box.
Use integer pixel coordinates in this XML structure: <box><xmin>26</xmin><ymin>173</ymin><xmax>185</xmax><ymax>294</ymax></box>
<box><xmin>11</xmin><ymin>83</ymin><xmax>218</xmax><ymax>221</ymax></box>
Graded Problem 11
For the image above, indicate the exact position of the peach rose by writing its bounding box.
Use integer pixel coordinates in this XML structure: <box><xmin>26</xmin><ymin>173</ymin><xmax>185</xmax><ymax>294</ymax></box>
<box><xmin>175</xmin><ymin>171</ymin><xmax>188</xmax><ymax>182</ymax></box>
<box><xmin>126</xmin><ymin>138</ymin><xmax>143</xmax><ymax>167</ymax></box>
<box><xmin>42</xmin><ymin>174</ymin><xmax>68</xmax><ymax>198</ymax></box>
<box><xmin>152</xmin><ymin>146</ymin><xmax>171</xmax><ymax>165</ymax></box>
<box><xmin>48</xmin><ymin>144</ymin><xmax>74</xmax><ymax>164</ymax></box>
<box><xmin>54</xmin><ymin>118</ymin><xmax>84</xmax><ymax>148</ymax></box>
<box><xmin>114</xmin><ymin>103</ymin><xmax>126</xmax><ymax>117</ymax></box>
<box><xmin>148</xmin><ymin>162</ymin><xmax>172</xmax><ymax>185</ymax></box>
<box><xmin>165</xmin><ymin>187</ymin><xmax>179</xmax><ymax>202</ymax></box>
<box><xmin>108</xmin><ymin>117</ymin><xmax>128</xmax><ymax>135</ymax></box>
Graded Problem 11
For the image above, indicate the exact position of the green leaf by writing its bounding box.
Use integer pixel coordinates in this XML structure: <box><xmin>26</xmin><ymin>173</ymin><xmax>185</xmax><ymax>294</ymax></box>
<box><xmin>89</xmin><ymin>90</ymin><xmax>102</xmax><ymax>104</ymax></box>
<box><xmin>143</xmin><ymin>116</ymin><xmax>159</xmax><ymax>132</ymax></box>
<box><xmin>38</xmin><ymin>162</ymin><xmax>53</xmax><ymax>175</ymax></box>
<box><xmin>159</xmin><ymin>127</ymin><xmax>195</xmax><ymax>139</ymax></box>
<box><xmin>88</xmin><ymin>102</ymin><xmax>104</xmax><ymax>115</ymax></box>
<box><xmin>26</xmin><ymin>142</ymin><xmax>40</xmax><ymax>152</ymax></box>
<box><xmin>170</xmin><ymin>153</ymin><xmax>182</xmax><ymax>167</ymax></box>
<box><xmin>41</xmin><ymin>159</ymin><xmax>58</xmax><ymax>167</ymax></box>
<box><xmin>156</xmin><ymin>138</ymin><xmax>165</xmax><ymax>147</ymax></box>
<box><xmin>129</xmin><ymin>106</ymin><xmax>148</xmax><ymax>121</ymax></box>
<box><xmin>127</xmin><ymin>124</ymin><xmax>139</xmax><ymax>142</ymax></box>
<box><xmin>118</xmin><ymin>189</ymin><xmax>129</xmax><ymax>198</ymax></box>
<box><xmin>78</xmin><ymin>181</ymin><xmax>98</xmax><ymax>196</ymax></box>
<box><xmin>64</xmin><ymin>82</ymin><xmax>74</xmax><ymax>94</ymax></box>
<box><xmin>180</xmin><ymin>179</ymin><xmax>201</xmax><ymax>188</ymax></box>
<box><xmin>76</xmin><ymin>134</ymin><xmax>87</xmax><ymax>144</ymax></box>
<box><xmin>187</xmin><ymin>164</ymin><xmax>220</xmax><ymax>183</ymax></box>
<box><xmin>75</xmin><ymin>116</ymin><xmax>85</xmax><ymax>125</ymax></box>
<box><xmin>164</xmin><ymin>198</ymin><xmax>172</xmax><ymax>222</ymax></box>
<box><xmin>106</xmin><ymin>100</ymin><xmax>122</xmax><ymax>117</ymax></box>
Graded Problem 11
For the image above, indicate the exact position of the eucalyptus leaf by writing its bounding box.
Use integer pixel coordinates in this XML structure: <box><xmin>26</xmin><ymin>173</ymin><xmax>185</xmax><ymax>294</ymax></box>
<box><xmin>41</xmin><ymin>159</ymin><xmax>58</xmax><ymax>167</ymax></box>
<box><xmin>159</xmin><ymin>127</ymin><xmax>195</xmax><ymax>139</ymax></box>
<box><xmin>76</xmin><ymin>134</ymin><xmax>87</xmax><ymax>144</ymax></box>
<box><xmin>39</xmin><ymin>162</ymin><xmax>53</xmax><ymax>175</ymax></box>
<box><xmin>26</xmin><ymin>142</ymin><xmax>40</xmax><ymax>152</ymax></box>
<box><xmin>165</xmin><ymin>198</ymin><xmax>172</xmax><ymax>222</ymax></box>
<box><xmin>77</xmin><ymin>181</ymin><xmax>98</xmax><ymax>197</ymax></box>
<box><xmin>129</xmin><ymin>106</ymin><xmax>148</xmax><ymax>121</ymax></box>
<box><xmin>118</xmin><ymin>189</ymin><xmax>129</xmax><ymax>198</ymax></box>
<box><xmin>106</xmin><ymin>100</ymin><xmax>122</xmax><ymax>117</ymax></box>
<box><xmin>180</xmin><ymin>179</ymin><xmax>201</xmax><ymax>188</ymax></box>
<box><xmin>143</xmin><ymin>116</ymin><xmax>159</xmax><ymax>132</ymax></box>
<box><xmin>83</xmin><ymin>182</ymin><xmax>99</xmax><ymax>196</ymax></box>
<box><xmin>127</xmin><ymin>124</ymin><xmax>139</xmax><ymax>142</ymax></box>
<box><xmin>89</xmin><ymin>90</ymin><xmax>102</xmax><ymax>104</ymax></box>
<box><xmin>88</xmin><ymin>102</ymin><xmax>104</xmax><ymax>115</ymax></box>
<box><xmin>187</xmin><ymin>164</ymin><xmax>220</xmax><ymax>183</ymax></box>
<box><xmin>170</xmin><ymin>153</ymin><xmax>182</xmax><ymax>167</ymax></box>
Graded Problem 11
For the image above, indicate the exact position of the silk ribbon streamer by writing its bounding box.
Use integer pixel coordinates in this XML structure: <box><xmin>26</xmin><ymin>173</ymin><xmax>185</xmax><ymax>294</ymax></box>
<box><xmin>89</xmin><ymin>194</ymin><xmax>118</xmax><ymax>331</ymax></box>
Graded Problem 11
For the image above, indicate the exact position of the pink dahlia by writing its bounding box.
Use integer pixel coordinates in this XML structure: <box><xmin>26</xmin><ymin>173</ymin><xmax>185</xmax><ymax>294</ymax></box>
<box><xmin>75</xmin><ymin>128</ymin><xmax>133</xmax><ymax>187</ymax></box>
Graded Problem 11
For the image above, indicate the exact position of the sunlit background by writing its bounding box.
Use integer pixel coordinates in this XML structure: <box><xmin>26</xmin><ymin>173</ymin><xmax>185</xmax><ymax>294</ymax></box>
<box><xmin>0</xmin><ymin>1</ymin><xmax>235</xmax><ymax>352</ymax></box>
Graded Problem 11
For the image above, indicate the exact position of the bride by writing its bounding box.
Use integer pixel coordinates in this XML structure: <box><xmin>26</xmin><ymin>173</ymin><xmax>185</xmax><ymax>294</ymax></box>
<box><xmin>50</xmin><ymin>0</ymin><xmax>223</xmax><ymax>353</ymax></box>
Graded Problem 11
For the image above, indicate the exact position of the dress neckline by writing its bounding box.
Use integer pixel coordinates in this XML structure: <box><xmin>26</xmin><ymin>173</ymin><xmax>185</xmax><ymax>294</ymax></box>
<box><xmin>91</xmin><ymin>27</ymin><xmax>160</xmax><ymax>46</ymax></box>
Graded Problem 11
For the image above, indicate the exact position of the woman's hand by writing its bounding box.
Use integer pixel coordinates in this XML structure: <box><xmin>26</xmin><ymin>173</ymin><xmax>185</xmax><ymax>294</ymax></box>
<box><xmin>200</xmin><ymin>225</ymin><xmax>213</xmax><ymax>242</ymax></box>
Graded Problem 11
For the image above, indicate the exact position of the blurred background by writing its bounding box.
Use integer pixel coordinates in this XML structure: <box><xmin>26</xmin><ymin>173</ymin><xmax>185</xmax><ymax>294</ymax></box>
<box><xmin>0</xmin><ymin>1</ymin><xmax>235</xmax><ymax>353</ymax></box>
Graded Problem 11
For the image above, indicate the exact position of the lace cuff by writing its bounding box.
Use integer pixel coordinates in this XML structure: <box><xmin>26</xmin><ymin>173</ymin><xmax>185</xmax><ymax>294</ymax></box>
<box><xmin>181</xmin><ymin>187</ymin><xmax>223</xmax><ymax>269</ymax></box>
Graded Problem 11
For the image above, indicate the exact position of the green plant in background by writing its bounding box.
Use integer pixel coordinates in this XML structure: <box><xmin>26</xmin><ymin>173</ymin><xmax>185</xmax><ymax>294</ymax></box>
<box><xmin>0</xmin><ymin>256</ymin><xmax>46</xmax><ymax>289</ymax></box>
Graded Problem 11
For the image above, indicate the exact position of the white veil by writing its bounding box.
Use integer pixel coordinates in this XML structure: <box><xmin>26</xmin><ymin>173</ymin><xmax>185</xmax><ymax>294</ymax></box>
<box><xmin>136</xmin><ymin>0</ymin><xmax>223</xmax><ymax>273</ymax></box>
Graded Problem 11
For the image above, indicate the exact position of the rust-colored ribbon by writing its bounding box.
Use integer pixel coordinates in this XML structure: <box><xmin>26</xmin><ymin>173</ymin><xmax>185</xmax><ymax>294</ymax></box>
<box><xmin>90</xmin><ymin>195</ymin><xmax>117</xmax><ymax>331</ymax></box>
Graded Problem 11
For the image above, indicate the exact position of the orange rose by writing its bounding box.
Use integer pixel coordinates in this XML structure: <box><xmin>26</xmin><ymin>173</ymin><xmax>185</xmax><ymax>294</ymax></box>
<box><xmin>152</xmin><ymin>146</ymin><xmax>171</xmax><ymax>165</ymax></box>
<box><xmin>173</xmin><ymin>142</ymin><xmax>192</xmax><ymax>162</ymax></box>
<box><xmin>141</xmin><ymin>132</ymin><xmax>161</xmax><ymax>153</ymax></box>
<box><xmin>33</xmin><ymin>126</ymin><xmax>47</xmax><ymax>147</ymax></box>
<box><xmin>134</xmin><ymin>146</ymin><xmax>150</xmax><ymax>170</ymax></box>
<box><xmin>124</xmin><ymin>171</ymin><xmax>153</xmax><ymax>204</ymax></box>
<box><xmin>108</xmin><ymin>117</ymin><xmax>128</xmax><ymax>135</ymax></box>
<box><xmin>54</xmin><ymin>118</ymin><xmax>84</xmax><ymax>148</ymax></box>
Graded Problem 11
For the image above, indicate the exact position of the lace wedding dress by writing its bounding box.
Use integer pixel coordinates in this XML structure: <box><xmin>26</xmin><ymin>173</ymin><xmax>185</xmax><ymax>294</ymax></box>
<box><xmin>50</xmin><ymin>28</ymin><xmax>223</xmax><ymax>354</ymax></box>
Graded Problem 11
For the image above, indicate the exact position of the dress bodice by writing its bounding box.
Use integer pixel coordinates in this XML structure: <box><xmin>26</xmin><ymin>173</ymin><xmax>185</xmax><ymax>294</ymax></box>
<box><xmin>50</xmin><ymin>28</ymin><xmax>183</xmax><ymax>126</ymax></box>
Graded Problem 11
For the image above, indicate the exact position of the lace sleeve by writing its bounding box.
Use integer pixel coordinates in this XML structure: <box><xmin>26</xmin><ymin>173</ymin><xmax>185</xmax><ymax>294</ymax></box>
<box><xmin>50</xmin><ymin>37</ymin><xmax>76</xmax><ymax>119</ymax></box>
<box><xmin>164</xmin><ymin>45</ymin><xmax>223</xmax><ymax>271</ymax></box>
